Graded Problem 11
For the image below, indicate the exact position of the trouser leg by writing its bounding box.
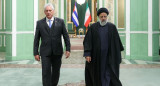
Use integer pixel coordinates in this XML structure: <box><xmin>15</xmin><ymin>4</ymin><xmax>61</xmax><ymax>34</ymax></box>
<box><xmin>41</xmin><ymin>56</ymin><xmax>52</xmax><ymax>86</ymax></box>
<box><xmin>51</xmin><ymin>55</ymin><xmax>62</xmax><ymax>86</ymax></box>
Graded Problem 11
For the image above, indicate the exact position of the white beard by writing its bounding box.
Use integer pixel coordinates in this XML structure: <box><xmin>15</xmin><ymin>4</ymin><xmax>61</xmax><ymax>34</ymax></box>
<box><xmin>99</xmin><ymin>20</ymin><xmax>107</xmax><ymax>26</ymax></box>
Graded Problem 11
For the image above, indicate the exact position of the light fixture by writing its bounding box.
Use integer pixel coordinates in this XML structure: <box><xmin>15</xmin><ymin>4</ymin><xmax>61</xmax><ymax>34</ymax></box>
<box><xmin>76</xmin><ymin>0</ymin><xmax>85</xmax><ymax>5</ymax></box>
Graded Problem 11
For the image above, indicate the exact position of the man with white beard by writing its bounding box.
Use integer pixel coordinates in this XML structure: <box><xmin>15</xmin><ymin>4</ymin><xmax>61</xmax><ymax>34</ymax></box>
<box><xmin>83</xmin><ymin>8</ymin><xmax>124</xmax><ymax>86</ymax></box>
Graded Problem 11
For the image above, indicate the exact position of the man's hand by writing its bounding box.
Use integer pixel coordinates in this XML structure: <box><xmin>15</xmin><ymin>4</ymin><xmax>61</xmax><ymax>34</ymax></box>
<box><xmin>86</xmin><ymin>56</ymin><xmax>91</xmax><ymax>63</ymax></box>
<box><xmin>34</xmin><ymin>55</ymin><xmax>40</xmax><ymax>61</ymax></box>
<box><xmin>65</xmin><ymin>51</ymin><xmax>70</xmax><ymax>59</ymax></box>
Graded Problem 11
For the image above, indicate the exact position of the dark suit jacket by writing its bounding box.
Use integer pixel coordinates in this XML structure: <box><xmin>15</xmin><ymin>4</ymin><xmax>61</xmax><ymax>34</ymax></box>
<box><xmin>34</xmin><ymin>17</ymin><xmax>70</xmax><ymax>56</ymax></box>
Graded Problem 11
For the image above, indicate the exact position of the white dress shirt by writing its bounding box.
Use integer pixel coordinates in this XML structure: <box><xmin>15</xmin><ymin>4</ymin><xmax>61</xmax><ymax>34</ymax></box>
<box><xmin>46</xmin><ymin>17</ymin><xmax>54</xmax><ymax>27</ymax></box>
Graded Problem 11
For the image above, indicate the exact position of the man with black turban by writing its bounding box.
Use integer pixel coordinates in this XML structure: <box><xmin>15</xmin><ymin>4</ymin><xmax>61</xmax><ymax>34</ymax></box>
<box><xmin>83</xmin><ymin>8</ymin><xmax>124</xmax><ymax>86</ymax></box>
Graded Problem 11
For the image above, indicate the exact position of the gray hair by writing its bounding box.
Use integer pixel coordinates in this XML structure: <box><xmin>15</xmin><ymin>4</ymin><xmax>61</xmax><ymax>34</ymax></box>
<box><xmin>44</xmin><ymin>3</ymin><xmax>55</xmax><ymax>11</ymax></box>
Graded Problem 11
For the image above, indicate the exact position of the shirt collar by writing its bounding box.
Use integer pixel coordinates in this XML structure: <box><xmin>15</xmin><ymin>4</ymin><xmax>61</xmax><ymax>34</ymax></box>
<box><xmin>46</xmin><ymin>17</ymin><xmax>54</xmax><ymax>22</ymax></box>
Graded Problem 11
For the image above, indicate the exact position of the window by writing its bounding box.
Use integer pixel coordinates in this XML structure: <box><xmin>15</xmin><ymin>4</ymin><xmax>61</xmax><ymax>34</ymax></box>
<box><xmin>117</xmin><ymin>0</ymin><xmax>124</xmax><ymax>28</ymax></box>
<box><xmin>106</xmin><ymin>0</ymin><xmax>114</xmax><ymax>23</ymax></box>
<box><xmin>38</xmin><ymin>0</ymin><xmax>47</xmax><ymax>19</ymax></box>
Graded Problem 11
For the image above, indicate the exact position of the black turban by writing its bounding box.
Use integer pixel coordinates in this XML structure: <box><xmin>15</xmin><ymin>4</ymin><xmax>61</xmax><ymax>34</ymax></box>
<box><xmin>97</xmin><ymin>8</ymin><xmax>109</xmax><ymax>16</ymax></box>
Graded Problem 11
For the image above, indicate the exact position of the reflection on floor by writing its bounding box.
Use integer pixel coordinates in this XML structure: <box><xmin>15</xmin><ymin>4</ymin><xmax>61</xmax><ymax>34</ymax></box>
<box><xmin>0</xmin><ymin>65</ymin><xmax>160</xmax><ymax>86</ymax></box>
<box><xmin>0</xmin><ymin>38</ymin><xmax>160</xmax><ymax>86</ymax></box>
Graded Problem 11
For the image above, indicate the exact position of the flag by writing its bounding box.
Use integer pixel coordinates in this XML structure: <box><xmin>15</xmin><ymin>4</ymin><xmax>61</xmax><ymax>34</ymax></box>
<box><xmin>84</xmin><ymin>2</ymin><xmax>91</xmax><ymax>27</ymax></box>
<box><xmin>72</xmin><ymin>2</ymin><xmax>79</xmax><ymax>27</ymax></box>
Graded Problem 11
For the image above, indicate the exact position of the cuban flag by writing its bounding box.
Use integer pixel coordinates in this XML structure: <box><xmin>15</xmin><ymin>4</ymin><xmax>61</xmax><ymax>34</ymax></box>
<box><xmin>72</xmin><ymin>2</ymin><xmax>79</xmax><ymax>27</ymax></box>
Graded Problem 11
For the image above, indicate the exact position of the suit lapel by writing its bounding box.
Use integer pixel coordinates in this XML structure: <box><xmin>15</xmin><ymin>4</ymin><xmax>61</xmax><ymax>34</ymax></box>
<box><xmin>42</xmin><ymin>18</ymin><xmax>50</xmax><ymax>34</ymax></box>
<box><xmin>51</xmin><ymin>17</ymin><xmax>56</xmax><ymax>31</ymax></box>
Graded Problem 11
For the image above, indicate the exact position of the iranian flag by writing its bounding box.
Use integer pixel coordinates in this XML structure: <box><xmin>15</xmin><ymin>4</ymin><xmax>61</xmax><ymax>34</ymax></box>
<box><xmin>84</xmin><ymin>3</ymin><xmax>91</xmax><ymax>27</ymax></box>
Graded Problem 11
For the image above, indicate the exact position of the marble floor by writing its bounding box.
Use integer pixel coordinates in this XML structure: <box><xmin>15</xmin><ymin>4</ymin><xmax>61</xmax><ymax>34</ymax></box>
<box><xmin>0</xmin><ymin>51</ymin><xmax>160</xmax><ymax>86</ymax></box>
<box><xmin>0</xmin><ymin>38</ymin><xmax>160</xmax><ymax>86</ymax></box>
<box><xmin>0</xmin><ymin>64</ymin><xmax>160</xmax><ymax>86</ymax></box>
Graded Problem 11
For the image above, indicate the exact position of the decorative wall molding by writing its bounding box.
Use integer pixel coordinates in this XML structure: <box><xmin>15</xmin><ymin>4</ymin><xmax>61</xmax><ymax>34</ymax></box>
<box><xmin>0</xmin><ymin>35</ymin><xmax>2</xmax><ymax>47</ymax></box>
<box><xmin>126</xmin><ymin>0</ymin><xmax>130</xmax><ymax>55</ymax></box>
<box><xmin>4</xmin><ymin>35</ymin><xmax>5</xmax><ymax>46</ymax></box>
<box><xmin>0</xmin><ymin>0</ymin><xmax>2</xmax><ymax>29</ymax></box>
<box><xmin>34</xmin><ymin>0</ymin><xmax>38</xmax><ymax>35</ymax></box>
<box><xmin>12</xmin><ymin>0</ymin><xmax>17</xmax><ymax>56</ymax></box>
<box><xmin>148</xmin><ymin>0</ymin><xmax>152</xmax><ymax>56</ymax></box>
<box><xmin>4</xmin><ymin>0</ymin><xmax>5</xmax><ymax>29</ymax></box>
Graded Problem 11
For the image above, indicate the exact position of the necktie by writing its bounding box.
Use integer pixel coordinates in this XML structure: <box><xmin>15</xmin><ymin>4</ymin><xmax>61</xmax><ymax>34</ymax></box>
<box><xmin>49</xmin><ymin>20</ymin><xmax>52</xmax><ymax>28</ymax></box>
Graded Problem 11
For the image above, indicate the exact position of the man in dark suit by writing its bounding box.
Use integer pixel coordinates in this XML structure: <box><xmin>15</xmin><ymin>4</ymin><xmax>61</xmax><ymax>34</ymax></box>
<box><xmin>33</xmin><ymin>3</ymin><xmax>70</xmax><ymax>86</ymax></box>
